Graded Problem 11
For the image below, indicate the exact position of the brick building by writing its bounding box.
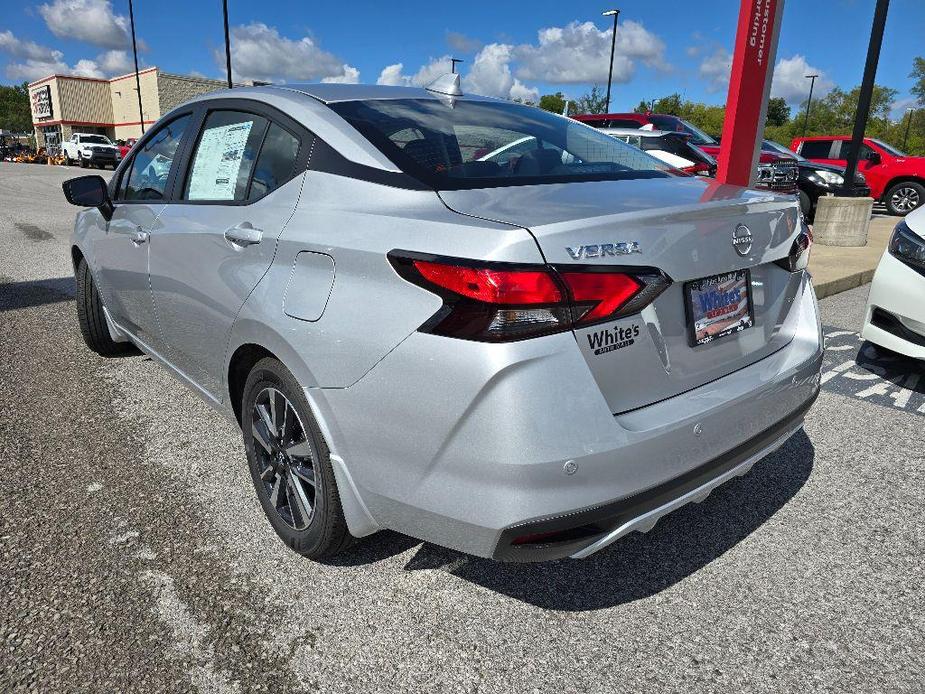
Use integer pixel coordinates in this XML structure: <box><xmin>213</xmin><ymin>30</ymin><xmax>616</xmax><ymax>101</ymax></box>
<box><xmin>29</xmin><ymin>68</ymin><xmax>231</xmax><ymax>151</ymax></box>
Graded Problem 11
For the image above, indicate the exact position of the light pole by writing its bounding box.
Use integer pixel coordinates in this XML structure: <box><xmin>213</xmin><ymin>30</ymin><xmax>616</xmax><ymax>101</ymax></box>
<box><xmin>223</xmin><ymin>0</ymin><xmax>233</xmax><ymax>88</ymax></box>
<box><xmin>903</xmin><ymin>107</ymin><xmax>915</xmax><ymax>150</ymax></box>
<box><xmin>128</xmin><ymin>0</ymin><xmax>145</xmax><ymax>134</ymax></box>
<box><xmin>802</xmin><ymin>74</ymin><xmax>818</xmax><ymax>137</ymax></box>
<box><xmin>450</xmin><ymin>58</ymin><xmax>464</xmax><ymax>74</ymax></box>
<box><xmin>602</xmin><ymin>9</ymin><xmax>620</xmax><ymax>114</ymax></box>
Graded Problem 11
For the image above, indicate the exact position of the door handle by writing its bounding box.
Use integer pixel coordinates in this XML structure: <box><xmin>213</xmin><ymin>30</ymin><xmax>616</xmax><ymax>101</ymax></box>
<box><xmin>224</xmin><ymin>224</ymin><xmax>263</xmax><ymax>247</ymax></box>
<box><xmin>131</xmin><ymin>228</ymin><xmax>149</xmax><ymax>245</ymax></box>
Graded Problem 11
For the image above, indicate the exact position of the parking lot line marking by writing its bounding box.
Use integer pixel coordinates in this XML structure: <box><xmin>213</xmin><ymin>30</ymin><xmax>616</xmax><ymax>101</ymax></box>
<box><xmin>821</xmin><ymin>360</ymin><xmax>855</xmax><ymax>384</ymax></box>
<box><xmin>890</xmin><ymin>374</ymin><xmax>920</xmax><ymax>409</ymax></box>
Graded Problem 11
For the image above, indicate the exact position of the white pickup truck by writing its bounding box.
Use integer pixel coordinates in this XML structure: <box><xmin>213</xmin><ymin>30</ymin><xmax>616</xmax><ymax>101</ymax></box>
<box><xmin>62</xmin><ymin>133</ymin><xmax>121</xmax><ymax>169</ymax></box>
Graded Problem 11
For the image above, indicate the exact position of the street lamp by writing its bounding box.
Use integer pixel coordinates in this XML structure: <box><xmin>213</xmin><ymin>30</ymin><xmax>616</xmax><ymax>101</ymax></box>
<box><xmin>903</xmin><ymin>107</ymin><xmax>915</xmax><ymax>150</ymax></box>
<box><xmin>602</xmin><ymin>9</ymin><xmax>620</xmax><ymax>114</ymax></box>
<box><xmin>450</xmin><ymin>58</ymin><xmax>464</xmax><ymax>74</ymax></box>
<box><xmin>802</xmin><ymin>74</ymin><xmax>818</xmax><ymax>137</ymax></box>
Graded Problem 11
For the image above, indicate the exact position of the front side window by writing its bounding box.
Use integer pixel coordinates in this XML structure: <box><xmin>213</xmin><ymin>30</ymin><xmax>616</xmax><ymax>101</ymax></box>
<box><xmin>184</xmin><ymin>111</ymin><xmax>268</xmax><ymax>201</ymax></box>
<box><xmin>798</xmin><ymin>140</ymin><xmax>835</xmax><ymax>159</ymax></box>
<box><xmin>121</xmin><ymin>114</ymin><xmax>192</xmax><ymax>201</ymax></box>
<box><xmin>330</xmin><ymin>99</ymin><xmax>671</xmax><ymax>190</ymax></box>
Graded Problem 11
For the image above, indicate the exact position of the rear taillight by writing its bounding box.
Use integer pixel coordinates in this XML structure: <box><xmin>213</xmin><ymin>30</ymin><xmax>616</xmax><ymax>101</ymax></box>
<box><xmin>774</xmin><ymin>225</ymin><xmax>813</xmax><ymax>272</ymax></box>
<box><xmin>390</xmin><ymin>252</ymin><xmax>671</xmax><ymax>342</ymax></box>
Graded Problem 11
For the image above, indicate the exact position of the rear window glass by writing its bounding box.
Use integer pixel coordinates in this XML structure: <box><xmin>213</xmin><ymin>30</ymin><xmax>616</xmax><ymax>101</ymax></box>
<box><xmin>798</xmin><ymin>140</ymin><xmax>834</xmax><ymax>159</ymax></box>
<box><xmin>330</xmin><ymin>99</ymin><xmax>671</xmax><ymax>191</ymax></box>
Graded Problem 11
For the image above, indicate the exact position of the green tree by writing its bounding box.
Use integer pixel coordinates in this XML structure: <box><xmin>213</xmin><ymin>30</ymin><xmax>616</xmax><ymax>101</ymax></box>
<box><xmin>538</xmin><ymin>92</ymin><xmax>567</xmax><ymax>114</ymax></box>
<box><xmin>765</xmin><ymin>97</ymin><xmax>790</xmax><ymax>127</ymax></box>
<box><xmin>0</xmin><ymin>82</ymin><xmax>31</xmax><ymax>132</ymax></box>
<box><xmin>574</xmin><ymin>86</ymin><xmax>608</xmax><ymax>115</ymax></box>
<box><xmin>633</xmin><ymin>99</ymin><xmax>654</xmax><ymax>113</ymax></box>
<box><xmin>651</xmin><ymin>93</ymin><xmax>683</xmax><ymax>116</ymax></box>
<box><xmin>911</xmin><ymin>56</ymin><xmax>925</xmax><ymax>104</ymax></box>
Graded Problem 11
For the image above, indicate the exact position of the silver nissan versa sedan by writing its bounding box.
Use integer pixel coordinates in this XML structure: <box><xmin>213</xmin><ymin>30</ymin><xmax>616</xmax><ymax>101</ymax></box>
<box><xmin>63</xmin><ymin>75</ymin><xmax>822</xmax><ymax>562</ymax></box>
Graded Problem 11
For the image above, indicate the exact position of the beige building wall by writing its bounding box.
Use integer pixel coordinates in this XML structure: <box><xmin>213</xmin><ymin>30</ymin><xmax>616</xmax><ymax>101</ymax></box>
<box><xmin>110</xmin><ymin>68</ymin><xmax>161</xmax><ymax>140</ymax></box>
<box><xmin>56</xmin><ymin>77</ymin><xmax>113</xmax><ymax>127</ymax></box>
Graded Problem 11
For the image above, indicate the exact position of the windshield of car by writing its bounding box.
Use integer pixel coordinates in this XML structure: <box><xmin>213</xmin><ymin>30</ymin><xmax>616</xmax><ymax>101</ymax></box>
<box><xmin>81</xmin><ymin>135</ymin><xmax>111</xmax><ymax>145</ymax></box>
<box><xmin>646</xmin><ymin>115</ymin><xmax>716</xmax><ymax>146</ymax></box>
<box><xmin>763</xmin><ymin>139</ymin><xmax>805</xmax><ymax>161</ymax></box>
<box><xmin>870</xmin><ymin>139</ymin><xmax>905</xmax><ymax>157</ymax></box>
<box><xmin>329</xmin><ymin>99</ymin><xmax>673</xmax><ymax>190</ymax></box>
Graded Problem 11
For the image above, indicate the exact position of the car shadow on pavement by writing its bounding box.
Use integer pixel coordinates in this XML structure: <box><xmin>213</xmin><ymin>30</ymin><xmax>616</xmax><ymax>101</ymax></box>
<box><xmin>400</xmin><ymin>428</ymin><xmax>815</xmax><ymax>611</ymax></box>
<box><xmin>0</xmin><ymin>276</ymin><xmax>75</xmax><ymax>312</ymax></box>
<box><xmin>855</xmin><ymin>341</ymin><xmax>925</xmax><ymax>391</ymax></box>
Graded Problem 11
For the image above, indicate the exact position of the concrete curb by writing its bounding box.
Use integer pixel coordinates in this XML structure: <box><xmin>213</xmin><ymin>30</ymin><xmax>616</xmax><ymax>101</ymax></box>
<box><xmin>812</xmin><ymin>269</ymin><xmax>876</xmax><ymax>300</ymax></box>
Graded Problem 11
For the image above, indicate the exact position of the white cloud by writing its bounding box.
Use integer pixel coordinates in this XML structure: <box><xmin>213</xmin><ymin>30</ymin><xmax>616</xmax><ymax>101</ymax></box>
<box><xmin>463</xmin><ymin>43</ymin><xmax>537</xmax><ymax>102</ymax></box>
<box><xmin>0</xmin><ymin>30</ymin><xmax>61</xmax><ymax>62</ymax></box>
<box><xmin>217</xmin><ymin>22</ymin><xmax>353</xmax><ymax>83</ymax></box>
<box><xmin>770</xmin><ymin>55</ymin><xmax>833</xmax><ymax>105</ymax></box>
<box><xmin>699</xmin><ymin>47</ymin><xmax>732</xmax><ymax>93</ymax></box>
<box><xmin>890</xmin><ymin>97</ymin><xmax>919</xmax><ymax>121</ymax></box>
<box><xmin>1</xmin><ymin>31</ymin><xmax>137</xmax><ymax>81</ymax></box>
<box><xmin>446</xmin><ymin>31</ymin><xmax>481</xmax><ymax>54</ymax></box>
<box><xmin>321</xmin><ymin>65</ymin><xmax>360</xmax><ymax>84</ymax></box>
<box><xmin>38</xmin><ymin>0</ymin><xmax>132</xmax><ymax>50</ymax></box>
<box><xmin>513</xmin><ymin>20</ymin><xmax>669</xmax><ymax>85</ymax></box>
<box><xmin>376</xmin><ymin>63</ymin><xmax>409</xmax><ymax>86</ymax></box>
<box><xmin>95</xmin><ymin>49</ymin><xmax>132</xmax><ymax>75</ymax></box>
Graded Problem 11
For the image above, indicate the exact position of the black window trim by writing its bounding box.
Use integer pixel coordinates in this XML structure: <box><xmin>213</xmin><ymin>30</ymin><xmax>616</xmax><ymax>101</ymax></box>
<box><xmin>169</xmin><ymin>98</ymin><xmax>314</xmax><ymax>207</ymax></box>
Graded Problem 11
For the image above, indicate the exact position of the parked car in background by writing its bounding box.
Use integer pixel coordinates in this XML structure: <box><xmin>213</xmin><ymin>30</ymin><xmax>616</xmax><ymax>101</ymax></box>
<box><xmin>116</xmin><ymin>137</ymin><xmax>137</xmax><ymax>159</ymax></box>
<box><xmin>62</xmin><ymin>133</ymin><xmax>121</xmax><ymax>169</ymax></box>
<box><xmin>602</xmin><ymin>128</ymin><xmax>716</xmax><ymax>176</ymax></box>
<box><xmin>63</xmin><ymin>79</ymin><xmax>821</xmax><ymax>562</ymax></box>
<box><xmin>791</xmin><ymin>136</ymin><xmax>924</xmax><ymax>216</ymax></box>
<box><xmin>576</xmin><ymin>112</ymin><xmax>797</xmax><ymax>194</ymax></box>
<box><xmin>763</xmin><ymin>139</ymin><xmax>869</xmax><ymax>222</ymax></box>
<box><xmin>573</xmin><ymin>112</ymin><xmax>717</xmax><ymax>147</ymax></box>
<box><xmin>862</xmin><ymin>207</ymin><xmax>925</xmax><ymax>359</ymax></box>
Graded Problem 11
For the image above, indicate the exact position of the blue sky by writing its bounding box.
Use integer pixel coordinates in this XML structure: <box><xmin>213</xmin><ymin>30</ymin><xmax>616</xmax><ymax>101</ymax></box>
<box><xmin>1</xmin><ymin>0</ymin><xmax>922</xmax><ymax>118</ymax></box>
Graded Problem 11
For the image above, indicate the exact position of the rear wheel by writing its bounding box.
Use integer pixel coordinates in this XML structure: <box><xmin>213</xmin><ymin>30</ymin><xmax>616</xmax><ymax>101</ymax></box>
<box><xmin>885</xmin><ymin>181</ymin><xmax>923</xmax><ymax>216</ymax></box>
<box><xmin>242</xmin><ymin>357</ymin><xmax>352</xmax><ymax>559</ymax></box>
<box><xmin>75</xmin><ymin>257</ymin><xmax>133</xmax><ymax>357</ymax></box>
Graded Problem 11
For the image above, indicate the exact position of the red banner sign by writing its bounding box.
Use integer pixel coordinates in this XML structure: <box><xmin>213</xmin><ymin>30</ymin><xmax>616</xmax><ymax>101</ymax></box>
<box><xmin>716</xmin><ymin>0</ymin><xmax>785</xmax><ymax>187</ymax></box>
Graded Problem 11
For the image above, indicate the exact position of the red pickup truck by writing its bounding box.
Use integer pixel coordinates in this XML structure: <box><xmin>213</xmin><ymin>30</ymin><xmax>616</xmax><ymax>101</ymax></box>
<box><xmin>791</xmin><ymin>136</ymin><xmax>924</xmax><ymax>215</ymax></box>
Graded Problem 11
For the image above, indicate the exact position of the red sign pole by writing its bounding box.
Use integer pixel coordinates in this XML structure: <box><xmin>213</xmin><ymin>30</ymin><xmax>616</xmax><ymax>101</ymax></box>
<box><xmin>716</xmin><ymin>0</ymin><xmax>786</xmax><ymax>188</ymax></box>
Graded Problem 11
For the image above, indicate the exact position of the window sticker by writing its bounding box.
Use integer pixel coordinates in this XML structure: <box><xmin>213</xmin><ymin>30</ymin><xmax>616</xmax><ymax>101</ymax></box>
<box><xmin>187</xmin><ymin>121</ymin><xmax>254</xmax><ymax>200</ymax></box>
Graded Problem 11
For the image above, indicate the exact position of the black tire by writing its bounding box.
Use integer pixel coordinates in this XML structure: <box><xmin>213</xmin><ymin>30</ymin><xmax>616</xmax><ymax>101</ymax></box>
<box><xmin>75</xmin><ymin>257</ymin><xmax>133</xmax><ymax>357</ymax></box>
<box><xmin>242</xmin><ymin>357</ymin><xmax>353</xmax><ymax>559</ymax></box>
<box><xmin>884</xmin><ymin>181</ymin><xmax>924</xmax><ymax>216</ymax></box>
<box><xmin>79</xmin><ymin>156</ymin><xmax>86</xmax><ymax>168</ymax></box>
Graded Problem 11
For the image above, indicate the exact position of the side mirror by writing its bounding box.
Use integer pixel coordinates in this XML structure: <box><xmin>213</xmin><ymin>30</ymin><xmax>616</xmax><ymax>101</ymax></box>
<box><xmin>62</xmin><ymin>175</ymin><xmax>113</xmax><ymax>220</ymax></box>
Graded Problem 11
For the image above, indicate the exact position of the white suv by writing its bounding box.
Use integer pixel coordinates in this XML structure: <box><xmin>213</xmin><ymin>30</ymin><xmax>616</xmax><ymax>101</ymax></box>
<box><xmin>62</xmin><ymin>133</ymin><xmax>121</xmax><ymax>169</ymax></box>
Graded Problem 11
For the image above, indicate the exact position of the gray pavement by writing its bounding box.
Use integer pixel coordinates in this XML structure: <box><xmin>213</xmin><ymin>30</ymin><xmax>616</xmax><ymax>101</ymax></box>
<box><xmin>1</xmin><ymin>161</ymin><xmax>923</xmax><ymax>693</ymax></box>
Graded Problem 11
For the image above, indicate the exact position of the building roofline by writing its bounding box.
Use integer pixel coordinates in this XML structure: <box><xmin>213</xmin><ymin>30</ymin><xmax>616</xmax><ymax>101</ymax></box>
<box><xmin>29</xmin><ymin>66</ymin><xmax>158</xmax><ymax>88</ymax></box>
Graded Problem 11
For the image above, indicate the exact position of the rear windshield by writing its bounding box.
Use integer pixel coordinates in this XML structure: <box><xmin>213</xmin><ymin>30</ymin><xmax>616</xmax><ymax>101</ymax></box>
<box><xmin>329</xmin><ymin>99</ymin><xmax>672</xmax><ymax>191</ymax></box>
<box><xmin>647</xmin><ymin>116</ymin><xmax>716</xmax><ymax>146</ymax></box>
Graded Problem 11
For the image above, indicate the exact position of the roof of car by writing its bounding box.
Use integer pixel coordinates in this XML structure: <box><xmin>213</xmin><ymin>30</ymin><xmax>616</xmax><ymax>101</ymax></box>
<box><xmin>273</xmin><ymin>82</ymin><xmax>498</xmax><ymax>104</ymax></box>
<box><xmin>600</xmin><ymin>127</ymin><xmax>675</xmax><ymax>137</ymax></box>
<box><xmin>793</xmin><ymin>135</ymin><xmax>855</xmax><ymax>141</ymax></box>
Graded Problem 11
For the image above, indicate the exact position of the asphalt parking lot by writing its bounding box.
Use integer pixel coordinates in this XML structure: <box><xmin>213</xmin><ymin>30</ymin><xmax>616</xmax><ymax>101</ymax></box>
<box><xmin>1</xmin><ymin>162</ymin><xmax>923</xmax><ymax>693</ymax></box>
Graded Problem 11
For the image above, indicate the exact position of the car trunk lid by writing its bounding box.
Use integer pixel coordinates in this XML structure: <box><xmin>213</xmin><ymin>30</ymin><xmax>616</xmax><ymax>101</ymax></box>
<box><xmin>439</xmin><ymin>177</ymin><xmax>805</xmax><ymax>413</ymax></box>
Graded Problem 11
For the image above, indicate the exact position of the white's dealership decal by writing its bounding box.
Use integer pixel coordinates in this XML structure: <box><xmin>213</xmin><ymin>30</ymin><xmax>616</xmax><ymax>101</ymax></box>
<box><xmin>587</xmin><ymin>323</ymin><xmax>640</xmax><ymax>355</ymax></box>
<box><xmin>821</xmin><ymin>327</ymin><xmax>924</xmax><ymax>416</ymax></box>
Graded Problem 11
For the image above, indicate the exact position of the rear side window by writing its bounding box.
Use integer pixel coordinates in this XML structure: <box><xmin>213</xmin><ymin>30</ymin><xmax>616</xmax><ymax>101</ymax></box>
<box><xmin>606</xmin><ymin>118</ymin><xmax>644</xmax><ymax>129</ymax></box>
<box><xmin>799</xmin><ymin>140</ymin><xmax>834</xmax><ymax>159</ymax></box>
<box><xmin>184</xmin><ymin>111</ymin><xmax>268</xmax><ymax>201</ymax></box>
<box><xmin>120</xmin><ymin>114</ymin><xmax>192</xmax><ymax>201</ymax></box>
<box><xmin>247</xmin><ymin>123</ymin><xmax>301</xmax><ymax>201</ymax></box>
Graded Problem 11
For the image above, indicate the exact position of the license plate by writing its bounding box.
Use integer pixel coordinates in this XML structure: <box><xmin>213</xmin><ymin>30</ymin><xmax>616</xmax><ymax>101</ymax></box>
<box><xmin>684</xmin><ymin>269</ymin><xmax>754</xmax><ymax>346</ymax></box>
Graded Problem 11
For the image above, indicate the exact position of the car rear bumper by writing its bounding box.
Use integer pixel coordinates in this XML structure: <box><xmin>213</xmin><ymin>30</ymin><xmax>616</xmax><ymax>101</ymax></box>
<box><xmin>319</xmin><ymin>273</ymin><xmax>823</xmax><ymax>560</ymax></box>
<box><xmin>862</xmin><ymin>251</ymin><xmax>925</xmax><ymax>359</ymax></box>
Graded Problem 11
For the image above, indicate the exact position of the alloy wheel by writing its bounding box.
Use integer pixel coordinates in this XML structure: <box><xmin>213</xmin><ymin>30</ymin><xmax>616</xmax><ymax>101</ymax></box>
<box><xmin>251</xmin><ymin>387</ymin><xmax>318</xmax><ymax>530</ymax></box>
<box><xmin>891</xmin><ymin>186</ymin><xmax>920</xmax><ymax>213</ymax></box>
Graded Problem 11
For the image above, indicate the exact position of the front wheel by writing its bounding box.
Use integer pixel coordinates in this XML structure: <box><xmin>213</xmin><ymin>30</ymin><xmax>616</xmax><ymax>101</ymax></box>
<box><xmin>885</xmin><ymin>181</ymin><xmax>923</xmax><ymax>216</ymax></box>
<box><xmin>75</xmin><ymin>257</ymin><xmax>134</xmax><ymax>357</ymax></box>
<box><xmin>79</xmin><ymin>156</ymin><xmax>87</xmax><ymax>168</ymax></box>
<box><xmin>242</xmin><ymin>357</ymin><xmax>353</xmax><ymax>559</ymax></box>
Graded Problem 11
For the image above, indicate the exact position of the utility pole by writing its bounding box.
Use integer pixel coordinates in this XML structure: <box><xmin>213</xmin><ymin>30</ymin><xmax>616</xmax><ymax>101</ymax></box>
<box><xmin>128</xmin><ymin>0</ymin><xmax>145</xmax><ymax>134</ymax></box>
<box><xmin>802</xmin><ymin>74</ymin><xmax>818</xmax><ymax>137</ymax></box>
<box><xmin>903</xmin><ymin>107</ymin><xmax>915</xmax><ymax>150</ymax></box>
<box><xmin>223</xmin><ymin>0</ymin><xmax>233</xmax><ymax>88</ymax></box>
<box><xmin>450</xmin><ymin>58</ymin><xmax>464</xmax><ymax>74</ymax></box>
<box><xmin>602</xmin><ymin>9</ymin><xmax>620</xmax><ymax>113</ymax></box>
<box><xmin>840</xmin><ymin>0</ymin><xmax>890</xmax><ymax>196</ymax></box>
